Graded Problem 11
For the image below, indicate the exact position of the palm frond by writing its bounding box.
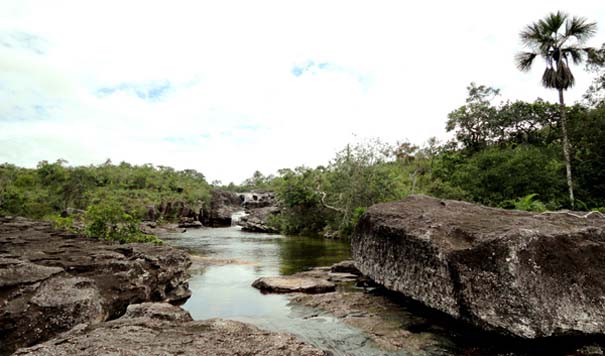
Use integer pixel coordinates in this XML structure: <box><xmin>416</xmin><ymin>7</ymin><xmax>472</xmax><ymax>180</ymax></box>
<box><xmin>565</xmin><ymin>16</ymin><xmax>597</xmax><ymax>43</ymax></box>
<box><xmin>515</xmin><ymin>52</ymin><xmax>537</xmax><ymax>71</ymax></box>
<box><xmin>541</xmin><ymin>11</ymin><xmax>568</xmax><ymax>34</ymax></box>
<box><xmin>520</xmin><ymin>24</ymin><xmax>551</xmax><ymax>50</ymax></box>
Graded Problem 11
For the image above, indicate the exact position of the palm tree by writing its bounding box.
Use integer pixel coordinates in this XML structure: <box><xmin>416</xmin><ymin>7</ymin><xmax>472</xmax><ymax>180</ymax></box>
<box><xmin>516</xmin><ymin>11</ymin><xmax>597</xmax><ymax>209</ymax></box>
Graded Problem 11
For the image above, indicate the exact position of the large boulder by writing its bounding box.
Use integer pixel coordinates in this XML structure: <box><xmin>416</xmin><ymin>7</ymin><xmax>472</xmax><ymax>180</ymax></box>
<box><xmin>0</xmin><ymin>217</ymin><xmax>191</xmax><ymax>355</ymax></box>
<box><xmin>14</xmin><ymin>303</ymin><xmax>328</xmax><ymax>356</ymax></box>
<box><xmin>351</xmin><ymin>195</ymin><xmax>605</xmax><ymax>339</ymax></box>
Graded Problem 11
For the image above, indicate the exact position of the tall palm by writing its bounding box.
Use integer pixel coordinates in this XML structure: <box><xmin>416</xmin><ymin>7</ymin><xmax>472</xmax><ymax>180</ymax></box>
<box><xmin>516</xmin><ymin>11</ymin><xmax>597</xmax><ymax>209</ymax></box>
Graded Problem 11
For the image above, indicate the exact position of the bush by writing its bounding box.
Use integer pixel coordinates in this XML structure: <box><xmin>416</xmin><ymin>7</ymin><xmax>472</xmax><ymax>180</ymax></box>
<box><xmin>46</xmin><ymin>214</ymin><xmax>78</xmax><ymax>233</ymax></box>
<box><xmin>84</xmin><ymin>201</ymin><xmax>162</xmax><ymax>244</ymax></box>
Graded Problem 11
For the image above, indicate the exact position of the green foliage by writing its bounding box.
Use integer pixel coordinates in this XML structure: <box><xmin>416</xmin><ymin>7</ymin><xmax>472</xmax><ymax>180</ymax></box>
<box><xmin>47</xmin><ymin>214</ymin><xmax>78</xmax><ymax>233</ymax></box>
<box><xmin>500</xmin><ymin>194</ymin><xmax>546</xmax><ymax>212</ymax></box>
<box><xmin>446</xmin><ymin>83</ymin><xmax>500</xmax><ymax>151</ymax></box>
<box><xmin>270</xmin><ymin>139</ymin><xmax>423</xmax><ymax>237</ymax></box>
<box><xmin>434</xmin><ymin>145</ymin><xmax>566</xmax><ymax>208</ymax></box>
<box><xmin>0</xmin><ymin>160</ymin><xmax>211</xmax><ymax>221</ymax></box>
<box><xmin>270</xmin><ymin>167</ymin><xmax>327</xmax><ymax>236</ymax></box>
<box><xmin>83</xmin><ymin>201</ymin><xmax>162</xmax><ymax>244</ymax></box>
<box><xmin>350</xmin><ymin>207</ymin><xmax>367</xmax><ymax>228</ymax></box>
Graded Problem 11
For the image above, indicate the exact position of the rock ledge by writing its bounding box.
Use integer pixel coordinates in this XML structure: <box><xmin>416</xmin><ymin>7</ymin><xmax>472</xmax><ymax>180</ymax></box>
<box><xmin>0</xmin><ymin>216</ymin><xmax>191</xmax><ymax>355</ymax></box>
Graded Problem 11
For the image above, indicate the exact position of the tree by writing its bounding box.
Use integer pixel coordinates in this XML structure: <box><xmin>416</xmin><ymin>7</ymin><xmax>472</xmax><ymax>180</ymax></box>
<box><xmin>515</xmin><ymin>11</ymin><xmax>598</xmax><ymax>209</ymax></box>
<box><xmin>446</xmin><ymin>83</ymin><xmax>500</xmax><ymax>151</ymax></box>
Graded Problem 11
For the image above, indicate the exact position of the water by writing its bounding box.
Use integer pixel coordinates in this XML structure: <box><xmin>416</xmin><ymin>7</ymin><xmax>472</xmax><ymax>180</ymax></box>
<box><xmin>162</xmin><ymin>224</ymin><xmax>592</xmax><ymax>356</ymax></box>
<box><xmin>163</xmin><ymin>225</ymin><xmax>408</xmax><ymax>356</ymax></box>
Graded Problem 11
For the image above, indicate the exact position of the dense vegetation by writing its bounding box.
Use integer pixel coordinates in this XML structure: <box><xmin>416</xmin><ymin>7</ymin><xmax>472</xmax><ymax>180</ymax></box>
<box><xmin>0</xmin><ymin>161</ymin><xmax>211</xmax><ymax>243</ymax></box>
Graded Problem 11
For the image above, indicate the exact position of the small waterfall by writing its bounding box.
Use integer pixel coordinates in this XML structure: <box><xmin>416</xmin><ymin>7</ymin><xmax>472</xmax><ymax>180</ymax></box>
<box><xmin>230</xmin><ymin>210</ymin><xmax>247</xmax><ymax>226</ymax></box>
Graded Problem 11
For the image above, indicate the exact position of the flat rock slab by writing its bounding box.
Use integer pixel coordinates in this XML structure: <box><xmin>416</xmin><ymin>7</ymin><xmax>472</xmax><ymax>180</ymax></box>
<box><xmin>330</xmin><ymin>260</ymin><xmax>362</xmax><ymax>275</ymax></box>
<box><xmin>352</xmin><ymin>195</ymin><xmax>605</xmax><ymax>339</ymax></box>
<box><xmin>252</xmin><ymin>276</ymin><xmax>336</xmax><ymax>294</ymax></box>
<box><xmin>0</xmin><ymin>217</ymin><xmax>191</xmax><ymax>355</ymax></box>
<box><xmin>15</xmin><ymin>303</ymin><xmax>328</xmax><ymax>356</ymax></box>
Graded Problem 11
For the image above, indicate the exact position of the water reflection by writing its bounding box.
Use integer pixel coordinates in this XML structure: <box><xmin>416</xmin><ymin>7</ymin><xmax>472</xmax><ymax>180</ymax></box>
<box><xmin>164</xmin><ymin>226</ymin><xmax>351</xmax><ymax>321</ymax></box>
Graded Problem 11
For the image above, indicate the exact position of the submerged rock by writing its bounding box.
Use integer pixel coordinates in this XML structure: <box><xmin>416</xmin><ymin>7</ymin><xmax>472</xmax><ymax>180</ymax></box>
<box><xmin>351</xmin><ymin>195</ymin><xmax>605</xmax><ymax>339</ymax></box>
<box><xmin>0</xmin><ymin>217</ymin><xmax>191</xmax><ymax>355</ymax></box>
<box><xmin>14</xmin><ymin>303</ymin><xmax>328</xmax><ymax>356</ymax></box>
<box><xmin>252</xmin><ymin>276</ymin><xmax>336</xmax><ymax>294</ymax></box>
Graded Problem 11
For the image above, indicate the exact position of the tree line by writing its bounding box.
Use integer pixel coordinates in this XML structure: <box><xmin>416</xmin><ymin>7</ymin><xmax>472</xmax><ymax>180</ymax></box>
<box><xmin>0</xmin><ymin>160</ymin><xmax>211</xmax><ymax>243</ymax></box>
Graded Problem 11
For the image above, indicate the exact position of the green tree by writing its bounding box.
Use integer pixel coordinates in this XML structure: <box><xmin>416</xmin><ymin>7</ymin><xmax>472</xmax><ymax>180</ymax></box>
<box><xmin>446</xmin><ymin>83</ymin><xmax>500</xmax><ymax>151</ymax></box>
<box><xmin>515</xmin><ymin>11</ymin><xmax>598</xmax><ymax>209</ymax></box>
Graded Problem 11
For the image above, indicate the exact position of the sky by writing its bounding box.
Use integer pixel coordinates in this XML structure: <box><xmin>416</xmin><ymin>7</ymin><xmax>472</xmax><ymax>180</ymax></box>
<box><xmin>1</xmin><ymin>1</ymin><xmax>604</xmax><ymax>184</ymax></box>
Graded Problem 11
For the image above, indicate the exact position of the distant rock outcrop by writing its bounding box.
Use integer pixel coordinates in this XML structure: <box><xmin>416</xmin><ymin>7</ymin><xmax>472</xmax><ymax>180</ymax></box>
<box><xmin>240</xmin><ymin>191</ymin><xmax>276</xmax><ymax>209</ymax></box>
<box><xmin>201</xmin><ymin>190</ymin><xmax>242</xmax><ymax>227</ymax></box>
<box><xmin>351</xmin><ymin>195</ymin><xmax>605</xmax><ymax>339</ymax></box>
<box><xmin>0</xmin><ymin>217</ymin><xmax>191</xmax><ymax>356</ymax></box>
<box><xmin>146</xmin><ymin>200</ymin><xmax>203</xmax><ymax>225</ymax></box>
<box><xmin>238</xmin><ymin>206</ymin><xmax>280</xmax><ymax>233</ymax></box>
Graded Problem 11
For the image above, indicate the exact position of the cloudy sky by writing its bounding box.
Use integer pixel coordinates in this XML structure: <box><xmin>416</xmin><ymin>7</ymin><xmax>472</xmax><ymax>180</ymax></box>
<box><xmin>1</xmin><ymin>1</ymin><xmax>604</xmax><ymax>184</ymax></box>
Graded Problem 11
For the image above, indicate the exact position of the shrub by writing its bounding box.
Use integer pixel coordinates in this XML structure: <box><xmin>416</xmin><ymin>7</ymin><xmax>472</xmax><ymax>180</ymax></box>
<box><xmin>84</xmin><ymin>201</ymin><xmax>162</xmax><ymax>244</ymax></box>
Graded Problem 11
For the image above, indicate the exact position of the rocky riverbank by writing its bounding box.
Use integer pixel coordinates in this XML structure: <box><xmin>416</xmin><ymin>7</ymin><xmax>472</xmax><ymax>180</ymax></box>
<box><xmin>0</xmin><ymin>216</ymin><xmax>334</xmax><ymax>356</ymax></box>
<box><xmin>0</xmin><ymin>216</ymin><xmax>191</xmax><ymax>355</ymax></box>
<box><xmin>14</xmin><ymin>303</ymin><xmax>328</xmax><ymax>356</ymax></box>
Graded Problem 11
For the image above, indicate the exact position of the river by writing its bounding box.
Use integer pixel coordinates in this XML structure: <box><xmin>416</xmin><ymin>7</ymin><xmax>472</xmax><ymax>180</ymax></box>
<box><xmin>162</xmin><ymin>223</ymin><xmax>428</xmax><ymax>356</ymax></box>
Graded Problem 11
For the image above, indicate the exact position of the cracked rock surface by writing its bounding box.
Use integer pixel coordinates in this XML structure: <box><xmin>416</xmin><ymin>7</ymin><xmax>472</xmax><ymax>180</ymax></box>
<box><xmin>0</xmin><ymin>217</ymin><xmax>191</xmax><ymax>355</ymax></box>
<box><xmin>352</xmin><ymin>195</ymin><xmax>605</xmax><ymax>339</ymax></box>
<box><xmin>14</xmin><ymin>303</ymin><xmax>328</xmax><ymax>356</ymax></box>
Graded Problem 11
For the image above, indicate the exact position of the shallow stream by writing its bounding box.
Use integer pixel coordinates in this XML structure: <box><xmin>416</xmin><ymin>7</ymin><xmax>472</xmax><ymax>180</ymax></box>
<box><xmin>163</xmin><ymin>225</ymin><xmax>423</xmax><ymax>356</ymax></box>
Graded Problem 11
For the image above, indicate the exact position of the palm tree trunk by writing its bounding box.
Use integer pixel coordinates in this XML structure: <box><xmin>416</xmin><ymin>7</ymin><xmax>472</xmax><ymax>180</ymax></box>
<box><xmin>558</xmin><ymin>89</ymin><xmax>575</xmax><ymax>210</ymax></box>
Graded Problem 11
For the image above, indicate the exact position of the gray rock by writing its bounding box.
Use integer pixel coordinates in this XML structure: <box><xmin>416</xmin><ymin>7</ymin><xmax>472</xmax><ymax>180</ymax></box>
<box><xmin>122</xmin><ymin>302</ymin><xmax>193</xmax><ymax>322</ymax></box>
<box><xmin>14</xmin><ymin>303</ymin><xmax>328</xmax><ymax>356</ymax></box>
<box><xmin>252</xmin><ymin>276</ymin><xmax>336</xmax><ymax>294</ymax></box>
<box><xmin>178</xmin><ymin>217</ymin><xmax>203</xmax><ymax>228</ymax></box>
<box><xmin>330</xmin><ymin>260</ymin><xmax>361</xmax><ymax>275</ymax></box>
<box><xmin>240</xmin><ymin>191</ymin><xmax>276</xmax><ymax>209</ymax></box>
<box><xmin>0</xmin><ymin>258</ymin><xmax>63</xmax><ymax>288</ymax></box>
<box><xmin>238</xmin><ymin>206</ymin><xmax>280</xmax><ymax>233</ymax></box>
<box><xmin>0</xmin><ymin>216</ymin><xmax>191</xmax><ymax>355</ymax></box>
<box><xmin>202</xmin><ymin>190</ymin><xmax>242</xmax><ymax>227</ymax></box>
<box><xmin>351</xmin><ymin>195</ymin><xmax>605</xmax><ymax>339</ymax></box>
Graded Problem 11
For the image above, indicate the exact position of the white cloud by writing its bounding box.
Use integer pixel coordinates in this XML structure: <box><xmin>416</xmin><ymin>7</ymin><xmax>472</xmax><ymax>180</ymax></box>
<box><xmin>1</xmin><ymin>0</ymin><xmax>604</xmax><ymax>183</ymax></box>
